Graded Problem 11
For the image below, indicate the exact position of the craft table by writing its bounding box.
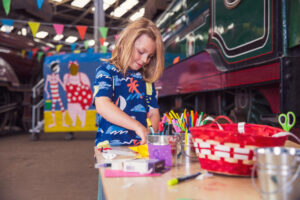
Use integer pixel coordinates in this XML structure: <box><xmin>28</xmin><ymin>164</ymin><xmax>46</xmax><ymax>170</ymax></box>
<box><xmin>95</xmin><ymin>141</ymin><xmax>300</xmax><ymax>200</ymax></box>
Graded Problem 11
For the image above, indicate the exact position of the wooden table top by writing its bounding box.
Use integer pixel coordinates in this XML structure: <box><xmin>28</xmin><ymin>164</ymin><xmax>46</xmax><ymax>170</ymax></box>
<box><xmin>95</xmin><ymin>140</ymin><xmax>300</xmax><ymax>200</ymax></box>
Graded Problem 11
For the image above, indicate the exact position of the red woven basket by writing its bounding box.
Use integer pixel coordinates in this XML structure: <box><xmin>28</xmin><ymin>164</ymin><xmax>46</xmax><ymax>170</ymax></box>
<box><xmin>190</xmin><ymin>116</ymin><xmax>288</xmax><ymax>176</ymax></box>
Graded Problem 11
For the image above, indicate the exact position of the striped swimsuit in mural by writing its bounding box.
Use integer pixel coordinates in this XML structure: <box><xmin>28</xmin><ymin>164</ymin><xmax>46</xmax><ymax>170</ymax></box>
<box><xmin>49</xmin><ymin>74</ymin><xmax>65</xmax><ymax>112</ymax></box>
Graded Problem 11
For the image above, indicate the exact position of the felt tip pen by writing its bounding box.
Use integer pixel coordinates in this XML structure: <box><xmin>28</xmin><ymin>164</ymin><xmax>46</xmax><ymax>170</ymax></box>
<box><xmin>167</xmin><ymin>172</ymin><xmax>201</xmax><ymax>186</ymax></box>
<box><xmin>146</xmin><ymin>118</ymin><xmax>155</xmax><ymax>134</ymax></box>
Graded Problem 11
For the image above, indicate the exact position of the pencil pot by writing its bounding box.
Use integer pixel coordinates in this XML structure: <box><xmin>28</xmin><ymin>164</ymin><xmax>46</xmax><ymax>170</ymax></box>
<box><xmin>177</xmin><ymin>133</ymin><xmax>198</xmax><ymax>163</ymax></box>
<box><xmin>147</xmin><ymin>135</ymin><xmax>180</xmax><ymax>167</ymax></box>
<box><xmin>253</xmin><ymin>147</ymin><xmax>300</xmax><ymax>200</ymax></box>
<box><xmin>190</xmin><ymin>116</ymin><xmax>288</xmax><ymax>176</ymax></box>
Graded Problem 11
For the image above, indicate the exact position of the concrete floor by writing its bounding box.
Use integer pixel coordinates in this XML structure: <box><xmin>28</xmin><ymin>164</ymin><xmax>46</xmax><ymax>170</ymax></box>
<box><xmin>0</xmin><ymin>131</ymin><xmax>98</xmax><ymax>200</ymax></box>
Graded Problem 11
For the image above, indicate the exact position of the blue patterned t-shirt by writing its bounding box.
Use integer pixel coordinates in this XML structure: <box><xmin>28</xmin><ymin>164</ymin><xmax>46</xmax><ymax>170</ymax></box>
<box><xmin>93</xmin><ymin>62</ymin><xmax>159</xmax><ymax>146</ymax></box>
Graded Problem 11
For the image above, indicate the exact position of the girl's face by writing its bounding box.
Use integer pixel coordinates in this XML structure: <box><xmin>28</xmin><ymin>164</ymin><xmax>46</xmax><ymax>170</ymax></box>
<box><xmin>129</xmin><ymin>34</ymin><xmax>155</xmax><ymax>71</ymax></box>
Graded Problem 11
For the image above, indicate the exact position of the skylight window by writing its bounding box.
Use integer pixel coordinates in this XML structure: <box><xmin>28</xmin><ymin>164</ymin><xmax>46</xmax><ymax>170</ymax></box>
<box><xmin>129</xmin><ymin>7</ymin><xmax>144</xmax><ymax>21</ymax></box>
<box><xmin>53</xmin><ymin>34</ymin><xmax>64</xmax><ymax>41</ymax></box>
<box><xmin>36</xmin><ymin>31</ymin><xmax>49</xmax><ymax>39</ymax></box>
<box><xmin>110</xmin><ymin>0</ymin><xmax>138</xmax><ymax>18</ymax></box>
<box><xmin>0</xmin><ymin>25</ymin><xmax>14</xmax><ymax>33</ymax></box>
<box><xmin>71</xmin><ymin>0</ymin><xmax>91</xmax><ymax>8</ymax></box>
<box><xmin>65</xmin><ymin>36</ymin><xmax>78</xmax><ymax>44</ymax></box>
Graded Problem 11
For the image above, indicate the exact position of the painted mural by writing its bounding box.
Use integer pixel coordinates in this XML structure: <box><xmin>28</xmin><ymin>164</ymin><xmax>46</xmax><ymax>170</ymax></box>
<box><xmin>43</xmin><ymin>53</ymin><xmax>111</xmax><ymax>132</ymax></box>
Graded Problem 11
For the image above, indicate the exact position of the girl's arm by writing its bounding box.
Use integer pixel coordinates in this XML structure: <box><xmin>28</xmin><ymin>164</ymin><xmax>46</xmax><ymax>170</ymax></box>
<box><xmin>95</xmin><ymin>96</ymin><xmax>149</xmax><ymax>145</ymax></box>
<box><xmin>148</xmin><ymin>108</ymin><xmax>160</xmax><ymax>133</ymax></box>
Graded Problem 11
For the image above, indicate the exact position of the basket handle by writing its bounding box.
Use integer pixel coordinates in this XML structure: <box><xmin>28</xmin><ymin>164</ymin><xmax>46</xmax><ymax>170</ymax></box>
<box><xmin>203</xmin><ymin>115</ymin><xmax>233</xmax><ymax>130</ymax></box>
<box><xmin>272</xmin><ymin>131</ymin><xmax>300</xmax><ymax>143</ymax></box>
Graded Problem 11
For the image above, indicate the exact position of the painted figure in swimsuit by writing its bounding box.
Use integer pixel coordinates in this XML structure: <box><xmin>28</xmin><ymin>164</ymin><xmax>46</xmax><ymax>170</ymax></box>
<box><xmin>63</xmin><ymin>61</ymin><xmax>92</xmax><ymax>127</ymax></box>
<box><xmin>44</xmin><ymin>61</ymin><xmax>68</xmax><ymax>128</ymax></box>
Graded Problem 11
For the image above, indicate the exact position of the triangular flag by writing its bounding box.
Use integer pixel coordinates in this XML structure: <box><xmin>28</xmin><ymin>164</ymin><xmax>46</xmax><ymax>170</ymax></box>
<box><xmin>2</xmin><ymin>0</ymin><xmax>11</xmax><ymax>15</ymax></box>
<box><xmin>27</xmin><ymin>51</ymin><xmax>33</xmax><ymax>59</ymax></box>
<box><xmin>70</xmin><ymin>43</ymin><xmax>77</xmax><ymax>51</ymax></box>
<box><xmin>1</xmin><ymin>18</ymin><xmax>14</xmax><ymax>26</ymax></box>
<box><xmin>98</xmin><ymin>27</ymin><xmax>108</xmax><ymax>38</ymax></box>
<box><xmin>32</xmin><ymin>48</ymin><xmax>38</xmax><ymax>56</ymax></box>
<box><xmin>173</xmin><ymin>56</ymin><xmax>180</xmax><ymax>64</ymax></box>
<box><xmin>1</xmin><ymin>18</ymin><xmax>14</xmax><ymax>33</ymax></box>
<box><xmin>56</xmin><ymin>44</ymin><xmax>63</xmax><ymax>53</ymax></box>
<box><xmin>87</xmin><ymin>47</ymin><xmax>94</xmax><ymax>53</ymax></box>
<box><xmin>74</xmin><ymin>49</ymin><xmax>81</xmax><ymax>54</ymax></box>
<box><xmin>114</xmin><ymin>34</ymin><xmax>119</xmax><ymax>42</ymax></box>
<box><xmin>101</xmin><ymin>46</ymin><xmax>107</xmax><ymax>53</ymax></box>
<box><xmin>43</xmin><ymin>46</ymin><xmax>50</xmax><ymax>52</ymax></box>
<box><xmin>37</xmin><ymin>0</ymin><xmax>44</xmax><ymax>10</ymax></box>
<box><xmin>21</xmin><ymin>50</ymin><xmax>26</xmax><ymax>58</ymax></box>
<box><xmin>76</xmin><ymin>25</ymin><xmax>87</xmax><ymax>40</ymax></box>
<box><xmin>84</xmin><ymin>40</ymin><xmax>89</xmax><ymax>50</ymax></box>
<box><xmin>53</xmin><ymin>24</ymin><xmax>64</xmax><ymax>35</ymax></box>
<box><xmin>99</xmin><ymin>38</ymin><xmax>106</xmax><ymax>46</ymax></box>
<box><xmin>28</xmin><ymin>21</ymin><xmax>41</xmax><ymax>38</ymax></box>
<box><xmin>37</xmin><ymin>52</ymin><xmax>44</xmax><ymax>62</ymax></box>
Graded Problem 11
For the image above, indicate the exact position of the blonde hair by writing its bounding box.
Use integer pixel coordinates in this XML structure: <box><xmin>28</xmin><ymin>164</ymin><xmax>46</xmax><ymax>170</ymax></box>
<box><xmin>107</xmin><ymin>17</ymin><xmax>164</xmax><ymax>83</ymax></box>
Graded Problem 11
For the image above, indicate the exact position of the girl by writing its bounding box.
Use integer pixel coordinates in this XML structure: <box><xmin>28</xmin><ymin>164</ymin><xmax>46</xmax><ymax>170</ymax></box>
<box><xmin>93</xmin><ymin>18</ymin><xmax>164</xmax><ymax>146</ymax></box>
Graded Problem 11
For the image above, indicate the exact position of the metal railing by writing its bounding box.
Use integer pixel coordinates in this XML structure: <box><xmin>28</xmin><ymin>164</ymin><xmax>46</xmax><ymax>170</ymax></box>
<box><xmin>29</xmin><ymin>78</ymin><xmax>44</xmax><ymax>134</ymax></box>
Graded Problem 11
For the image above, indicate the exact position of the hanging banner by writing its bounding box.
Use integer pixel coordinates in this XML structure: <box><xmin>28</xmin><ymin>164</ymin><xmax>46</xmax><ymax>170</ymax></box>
<box><xmin>53</xmin><ymin>24</ymin><xmax>64</xmax><ymax>35</ymax></box>
<box><xmin>98</xmin><ymin>27</ymin><xmax>108</xmax><ymax>38</ymax></box>
<box><xmin>76</xmin><ymin>25</ymin><xmax>87</xmax><ymax>40</ymax></box>
<box><xmin>37</xmin><ymin>0</ymin><xmax>44</xmax><ymax>10</ymax></box>
<box><xmin>28</xmin><ymin>21</ymin><xmax>41</xmax><ymax>38</ymax></box>
<box><xmin>43</xmin><ymin>52</ymin><xmax>112</xmax><ymax>132</ymax></box>
<box><xmin>2</xmin><ymin>0</ymin><xmax>11</xmax><ymax>15</ymax></box>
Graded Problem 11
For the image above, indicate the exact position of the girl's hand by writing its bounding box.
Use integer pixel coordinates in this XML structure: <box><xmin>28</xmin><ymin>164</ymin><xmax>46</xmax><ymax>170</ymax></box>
<box><xmin>134</xmin><ymin>124</ymin><xmax>149</xmax><ymax>145</ymax></box>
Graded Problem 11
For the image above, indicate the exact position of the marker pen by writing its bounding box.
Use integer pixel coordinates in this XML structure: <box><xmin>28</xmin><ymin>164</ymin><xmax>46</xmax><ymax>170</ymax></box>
<box><xmin>167</xmin><ymin>172</ymin><xmax>201</xmax><ymax>186</ymax></box>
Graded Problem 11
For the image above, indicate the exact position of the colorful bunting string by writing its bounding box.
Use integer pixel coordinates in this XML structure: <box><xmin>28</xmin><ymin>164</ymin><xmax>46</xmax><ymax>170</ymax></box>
<box><xmin>2</xmin><ymin>0</ymin><xmax>11</xmax><ymax>15</ymax></box>
<box><xmin>37</xmin><ymin>0</ymin><xmax>44</xmax><ymax>10</ymax></box>
<box><xmin>28</xmin><ymin>21</ymin><xmax>40</xmax><ymax>38</ymax></box>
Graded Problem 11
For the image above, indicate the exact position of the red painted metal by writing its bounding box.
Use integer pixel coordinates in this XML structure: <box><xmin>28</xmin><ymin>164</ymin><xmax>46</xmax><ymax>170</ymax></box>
<box><xmin>157</xmin><ymin>52</ymin><xmax>280</xmax><ymax>97</ymax></box>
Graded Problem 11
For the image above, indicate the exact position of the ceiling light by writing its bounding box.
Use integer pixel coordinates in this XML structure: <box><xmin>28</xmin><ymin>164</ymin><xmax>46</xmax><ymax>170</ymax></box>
<box><xmin>65</xmin><ymin>36</ymin><xmax>78</xmax><ymax>44</ymax></box>
<box><xmin>46</xmin><ymin>43</ymin><xmax>55</xmax><ymax>48</ymax></box>
<box><xmin>52</xmin><ymin>0</ymin><xmax>63</xmax><ymax>2</ymax></box>
<box><xmin>110</xmin><ymin>0</ymin><xmax>138</xmax><ymax>18</ymax></box>
<box><xmin>0</xmin><ymin>25</ymin><xmax>14</xmax><ymax>33</ymax></box>
<box><xmin>103</xmin><ymin>41</ymin><xmax>109</xmax><ymax>46</ymax></box>
<box><xmin>103</xmin><ymin>0</ymin><xmax>116</xmax><ymax>10</ymax></box>
<box><xmin>88</xmin><ymin>40</ymin><xmax>95</xmax><ymax>46</ymax></box>
<box><xmin>71</xmin><ymin>0</ymin><xmax>91</xmax><ymax>8</ymax></box>
<box><xmin>130</xmin><ymin>7</ymin><xmax>145</xmax><ymax>21</ymax></box>
<box><xmin>21</xmin><ymin>28</ymin><xmax>27</xmax><ymax>36</ymax></box>
<box><xmin>53</xmin><ymin>34</ymin><xmax>64</xmax><ymax>41</ymax></box>
<box><xmin>36</xmin><ymin>31</ymin><xmax>49</xmax><ymax>39</ymax></box>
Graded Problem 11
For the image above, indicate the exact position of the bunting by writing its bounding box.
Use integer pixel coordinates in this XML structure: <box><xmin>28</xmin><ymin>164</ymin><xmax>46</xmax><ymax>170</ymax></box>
<box><xmin>98</xmin><ymin>27</ymin><xmax>108</xmax><ymax>38</ymax></box>
<box><xmin>56</xmin><ymin>44</ymin><xmax>63</xmax><ymax>53</ymax></box>
<box><xmin>1</xmin><ymin>18</ymin><xmax>14</xmax><ymax>33</ymax></box>
<box><xmin>99</xmin><ymin>38</ymin><xmax>106</xmax><ymax>46</ymax></box>
<box><xmin>28</xmin><ymin>21</ymin><xmax>41</xmax><ymax>38</ymax></box>
<box><xmin>2</xmin><ymin>0</ymin><xmax>11</xmax><ymax>15</ymax></box>
<box><xmin>32</xmin><ymin>48</ymin><xmax>38</xmax><ymax>56</ymax></box>
<box><xmin>21</xmin><ymin>50</ymin><xmax>26</xmax><ymax>58</ymax></box>
<box><xmin>101</xmin><ymin>46</ymin><xmax>107</xmax><ymax>53</ymax></box>
<box><xmin>84</xmin><ymin>40</ymin><xmax>89</xmax><ymax>50</ymax></box>
<box><xmin>76</xmin><ymin>25</ymin><xmax>87</xmax><ymax>40</ymax></box>
<box><xmin>37</xmin><ymin>0</ymin><xmax>44</xmax><ymax>10</ymax></box>
<box><xmin>37</xmin><ymin>52</ymin><xmax>44</xmax><ymax>62</ymax></box>
<box><xmin>70</xmin><ymin>43</ymin><xmax>77</xmax><ymax>52</ymax></box>
<box><xmin>27</xmin><ymin>51</ymin><xmax>33</xmax><ymax>59</ymax></box>
<box><xmin>53</xmin><ymin>24</ymin><xmax>64</xmax><ymax>35</ymax></box>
